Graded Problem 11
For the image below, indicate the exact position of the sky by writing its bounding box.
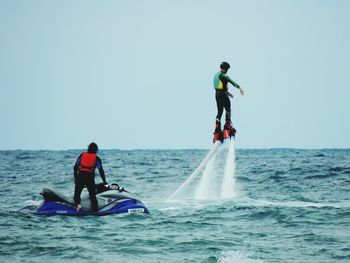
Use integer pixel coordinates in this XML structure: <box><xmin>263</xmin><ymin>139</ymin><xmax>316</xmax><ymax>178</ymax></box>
<box><xmin>0</xmin><ymin>0</ymin><xmax>349</xmax><ymax>150</ymax></box>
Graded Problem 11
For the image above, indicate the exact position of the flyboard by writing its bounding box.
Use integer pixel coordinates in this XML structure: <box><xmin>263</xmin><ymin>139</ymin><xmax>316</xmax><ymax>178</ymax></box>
<box><xmin>168</xmin><ymin>126</ymin><xmax>236</xmax><ymax>200</ymax></box>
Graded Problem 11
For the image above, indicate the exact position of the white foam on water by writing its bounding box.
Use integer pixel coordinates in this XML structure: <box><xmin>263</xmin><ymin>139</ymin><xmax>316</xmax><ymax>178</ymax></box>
<box><xmin>152</xmin><ymin>198</ymin><xmax>210</xmax><ymax>212</ymax></box>
<box><xmin>24</xmin><ymin>199</ymin><xmax>41</xmax><ymax>206</ymax></box>
<box><xmin>218</xmin><ymin>250</ymin><xmax>264</xmax><ymax>263</ymax></box>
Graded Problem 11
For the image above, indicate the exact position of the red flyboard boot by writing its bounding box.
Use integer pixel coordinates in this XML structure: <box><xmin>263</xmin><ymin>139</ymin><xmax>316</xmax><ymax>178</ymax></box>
<box><xmin>213</xmin><ymin>120</ymin><xmax>224</xmax><ymax>143</ymax></box>
<box><xmin>224</xmin><ymin>120</ymin><xmax>237</xmax><ymax>139</ymax></box>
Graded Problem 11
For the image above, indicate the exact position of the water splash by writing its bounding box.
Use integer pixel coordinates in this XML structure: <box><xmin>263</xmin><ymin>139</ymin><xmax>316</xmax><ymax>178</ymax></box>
<box><xmin>168</xmin><ymin>141</ymin><xmax>221</xmax><ymax>200</ymax></box>
<box><xmin>194</xmin><ymin>148</ymin><xmax>218</xmax><ymax>200</ymax></box>
<box><xmin>169</xmin><ymin>139</ymin><xmax>238</xmax><ymax>201</ymax></box>
<box><xmin>221</xmin><ymin>139</ymin><xmax>236</xmax><ymax>199</ymax></box>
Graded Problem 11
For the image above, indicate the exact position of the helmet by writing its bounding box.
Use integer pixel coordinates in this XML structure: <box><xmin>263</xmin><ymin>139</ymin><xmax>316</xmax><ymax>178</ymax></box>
<box><xmin>88</xmin><ymin>142</ymin><xmax>98</xmax><ymax>154</ymax></box>
<box><xmin>220</xmin><ymin>62</ymin><xmax>230</xmax><ymax>70</ymax></box>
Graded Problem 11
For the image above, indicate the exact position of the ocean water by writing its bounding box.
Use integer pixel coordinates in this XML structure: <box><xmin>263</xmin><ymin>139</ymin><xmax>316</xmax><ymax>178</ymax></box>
<box><xmin>0</xmin><ymin>147</ymin><xmax>350</xmax><ymax>263</ymax></box>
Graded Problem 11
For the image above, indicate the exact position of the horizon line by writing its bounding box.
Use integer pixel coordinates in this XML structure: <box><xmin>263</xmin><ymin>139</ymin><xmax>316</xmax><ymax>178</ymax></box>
<box><xmin>1</xmin><ymin>147</ymin><xmax>349</xmax><ymax>151</ymax></box>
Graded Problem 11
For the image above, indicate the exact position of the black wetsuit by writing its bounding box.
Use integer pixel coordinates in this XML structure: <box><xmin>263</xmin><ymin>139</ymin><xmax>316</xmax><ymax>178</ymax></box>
<box><xmin>213</xmin><ymin>71</ymin><xmax>240</xmax><ymax>123</ymax></box>
<box><xmin>216</xmin><ymin>90</ymin><xmax>231</xmax><ymax>122</ymax></box>
<box><xmin>73</xmin><ymin>153</ymin><xmax>106</xmax><ymax>211</ymax></box>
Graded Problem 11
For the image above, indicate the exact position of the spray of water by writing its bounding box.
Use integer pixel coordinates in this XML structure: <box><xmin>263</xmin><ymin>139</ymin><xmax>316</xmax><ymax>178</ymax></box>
<box><xmin>194</xmin><ymin>148</ymin><xmax>218</xmax><ymax>200</ymax></box>
<box><xmin>168</xmin><ymin>141</ymin><xmax>221</xmax><ymax>200</ymax></box>
<box><xmin>221</xmin><ymin>139</ymin><xmax>236</xmax><ymax>199</ymax></box>
<box><xmin>169</xmin><ymin>138</ymin><xmax>238</xmax><ymax>201</ymax></box>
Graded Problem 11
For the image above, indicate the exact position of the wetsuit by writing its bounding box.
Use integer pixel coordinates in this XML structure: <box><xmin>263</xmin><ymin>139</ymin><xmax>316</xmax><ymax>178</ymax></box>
<box><xmin>213</xmin><ymin>71</ymin><xmax>240</xmax><ymax>123</ymax></box>
<box><xmin>73</xmin><ymin>153</ymin><xmax>106</xmax><ymax>211</ymax></box>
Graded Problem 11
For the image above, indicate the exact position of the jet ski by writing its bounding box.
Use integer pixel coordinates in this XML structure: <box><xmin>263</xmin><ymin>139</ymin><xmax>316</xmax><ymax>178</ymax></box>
<box><xmin>20</xmin><ymin>183</ymin><xmax>149</xmax><ymax>216</ymax></box>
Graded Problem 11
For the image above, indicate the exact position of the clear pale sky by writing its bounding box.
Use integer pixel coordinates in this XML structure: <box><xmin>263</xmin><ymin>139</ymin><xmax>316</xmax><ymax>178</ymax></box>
<box><xmin>1</xmin><ymin>0</ymin><xmax>349</xmax><ymax>150</ymax></box>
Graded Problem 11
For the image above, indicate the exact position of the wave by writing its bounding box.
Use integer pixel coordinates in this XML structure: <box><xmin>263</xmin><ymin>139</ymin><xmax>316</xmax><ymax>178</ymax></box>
<box><xmin>244</xmin><ymin>197</ymin><xmax>350</xmax><ymax>209</ymax></box>
<box><xmin>329</xmin><ymin>166</ymin><xmax>350</xmax><ymax>174</ymax></box>
<box><xmin>304</xmin><ymin>173</ymin><xmax>339</xmax><ymax>180</ymax></box>
<box><xmin>147</xmin><ymin>194</ymin><xmax>350</xmax><ymax>215</ymax></box>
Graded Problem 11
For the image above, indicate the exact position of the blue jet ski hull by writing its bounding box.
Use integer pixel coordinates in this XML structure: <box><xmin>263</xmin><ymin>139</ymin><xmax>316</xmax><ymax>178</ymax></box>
<box><xmin>35</xmin><ymin>200</ymin><xmax>149</xmax><ymax>216</ymax></box>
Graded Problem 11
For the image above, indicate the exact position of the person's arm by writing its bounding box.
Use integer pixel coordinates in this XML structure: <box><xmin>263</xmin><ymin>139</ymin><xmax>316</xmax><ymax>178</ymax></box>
<box><xmin>96</xmin><ymin>157</ymin><xmax>107</xmax><ymax>184</ymax></box>
<box><xmin>225</xmin><ymin>75</ymin><xmax>244</xmax><ymax>96</ymax></box>
<box><xmin>225</xmin><ymin>75</ymin><xmax>240</xmax><ymax>89</ymax></box>
<box><xmin>73</xmin><ymin>153</ymin><xmax>83</xmax><ymax>179</ymax></box>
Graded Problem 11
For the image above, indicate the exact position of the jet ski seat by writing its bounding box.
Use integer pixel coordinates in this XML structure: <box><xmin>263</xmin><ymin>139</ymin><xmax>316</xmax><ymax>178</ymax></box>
<box><xmin>41</xmin><ymin>188</ymin><xmax>75</xmax><ymax>206</ymax></box>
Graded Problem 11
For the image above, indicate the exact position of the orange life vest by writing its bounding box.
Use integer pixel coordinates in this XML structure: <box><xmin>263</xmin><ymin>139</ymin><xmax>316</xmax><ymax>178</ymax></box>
<box><xmin>79</xmin><ymin>152</ymin><xmax>97</xmax><ymax>173</ymax></box>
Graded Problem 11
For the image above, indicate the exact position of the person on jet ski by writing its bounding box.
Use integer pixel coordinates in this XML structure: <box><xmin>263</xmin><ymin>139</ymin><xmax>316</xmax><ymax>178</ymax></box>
<box><xmin>213</xmin><ymin>61</ymin><xmax>244</xmax><ymax>136</ymax></box>
<box><xmin>73</xmin><ymin>142</ymin><xmax>107</xmax><ymax>211</ymax></box>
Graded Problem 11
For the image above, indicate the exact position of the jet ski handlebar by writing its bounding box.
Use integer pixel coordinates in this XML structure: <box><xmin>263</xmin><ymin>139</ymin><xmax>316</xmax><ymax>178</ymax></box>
<box><xmin>95</xmin><ymin>183</ymin><xmax>126</xmax><ymax>193</ymax></box>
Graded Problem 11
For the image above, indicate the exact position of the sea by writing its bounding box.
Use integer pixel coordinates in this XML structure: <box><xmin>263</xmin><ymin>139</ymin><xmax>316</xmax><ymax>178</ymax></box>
<box><xmin>0</xmin><ymin>146</ymin><xmax>349</xmax><ymax>263</ymax></box>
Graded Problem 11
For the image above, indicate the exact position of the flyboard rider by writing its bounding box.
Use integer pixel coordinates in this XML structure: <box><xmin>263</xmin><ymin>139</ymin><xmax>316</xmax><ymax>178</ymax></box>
<box><xmin>213</xmin><ymin>61</ymin><xmax>244</xmax><ymax>141</ymax></box>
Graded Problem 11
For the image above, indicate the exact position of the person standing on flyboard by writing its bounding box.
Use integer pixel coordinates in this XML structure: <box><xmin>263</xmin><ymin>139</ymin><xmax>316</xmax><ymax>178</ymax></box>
<box><xmin>213</xmin><ymin>62</ymin><xmax>244</xmax><ymax>142</ymax></box>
